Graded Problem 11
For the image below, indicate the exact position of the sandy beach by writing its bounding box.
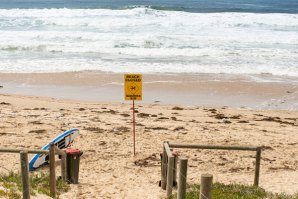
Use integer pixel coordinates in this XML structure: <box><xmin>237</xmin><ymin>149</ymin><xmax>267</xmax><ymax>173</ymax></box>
<box><xmin>1</xmin><ymin>0</ymin><xmax>298</xmax><ymax>197</ymax></box>
<box><xmin>0</xmin><ymin>74</ymin><xmax>297</xmax><ymax>198</ymax></box>
<box><xmin>1</xmin><ymin>71</ymin><xmax>298</xmax><ymax>110</ymax></box>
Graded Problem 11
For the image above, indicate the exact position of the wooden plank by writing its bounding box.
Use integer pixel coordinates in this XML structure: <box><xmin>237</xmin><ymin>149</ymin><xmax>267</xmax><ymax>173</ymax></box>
<box><xmin>177</xmin><ymin>157</ymin><xmax>188</xmax><ymax>199</ymax></box>
<box><xmin>54</xmin><ymin>145</ymin><xmax>65</xmax><ymax>156</ymax></box>
<box><xmin>169</xmin><ymin>144</ymin><xmax>258</xmax><ymax>151</ymax></box>
<box><xmin>20</xmin><ymin>151</ymin><xmax>30</xmax><ymax>199</ymax></box>
<box><xmin>49</xmin><ymin>143</ymin><xmax>56</xmax><ymax>197</ymax></box>
<box><xmin>0</xmin><ymin>148</ymin><xmax>49</xmax><ymax>154</ymax></box>
<box><xmin>164</xmin><ymin>142</ymin><xmax>172</xmax><ymax>156</ymax></box>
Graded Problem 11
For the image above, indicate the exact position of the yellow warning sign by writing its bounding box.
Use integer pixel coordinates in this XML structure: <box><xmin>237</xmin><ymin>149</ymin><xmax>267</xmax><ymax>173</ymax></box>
<box><xmin>124</xmin><ymin>74</ymin><xmax>142</xmax><ymax>100</ymax></box>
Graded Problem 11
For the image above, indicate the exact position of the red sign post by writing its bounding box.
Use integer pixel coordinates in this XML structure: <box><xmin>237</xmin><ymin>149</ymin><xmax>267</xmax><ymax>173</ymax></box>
<box><xmin>124</xmin><ymin>74</ymin><xmax>142</xmax><ymax>156</ymax></box>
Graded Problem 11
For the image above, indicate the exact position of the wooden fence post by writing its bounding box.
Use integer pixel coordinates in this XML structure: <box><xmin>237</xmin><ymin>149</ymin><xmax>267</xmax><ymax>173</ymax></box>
<box><xmin>54</xmin><ymin>146</ymin><xmax>67</xmax><ymax>182</ymax></box>
<box><xmin>20</xmin><ymin>151</ymin><xmax>30</xmax><ymax>199</ymax></box>
<box><xmin>200</xmin><ymin>174</ymin><xmax>213</xmax><ymax>199</ymax></box>
<box><xmin>161</xmin><ymin>142</ymin><xmax>168</xmax><ymax>190</ymax></box>
<box><xmin>177</xmin><ymin>157</ymin><xmax>188</xmax><ymax>199</ymax></box>
<box><xmin>254</xmin><ymin>147</ymin><xmax>261</xmax><ymax>186</ymax></box>
<box><xmin>61</xmin><ymin>153</ymin><xmax>67</xmax><ymax>182</ymax></box>
<box><xmin>49</xmin><ymin>143</ymin><xmax>56</xmax><ymax>197</ymax></box>
<box><xmin>166</xmin><ymin>155</ymin><xmax>175</xmax><ymax>198</ymax></box>
<box><xmin>173</xmin><ymin>152</ymin><xmax>178</xmax><ymax>187</ymax></box>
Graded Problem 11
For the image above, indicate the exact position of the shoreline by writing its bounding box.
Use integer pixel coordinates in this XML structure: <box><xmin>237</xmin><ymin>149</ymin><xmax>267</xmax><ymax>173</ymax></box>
<box><xmin>1</xmin><ymin>71</ymin><xmax>298</xmax><ymax>110</ymax></box>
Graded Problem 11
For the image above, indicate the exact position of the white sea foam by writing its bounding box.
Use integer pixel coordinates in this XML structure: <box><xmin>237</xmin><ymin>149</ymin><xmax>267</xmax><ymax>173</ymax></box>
<box><xmin>0</xmin><ymin>8</ymin><xmax>297</xmax><ymax>77</ymax></box>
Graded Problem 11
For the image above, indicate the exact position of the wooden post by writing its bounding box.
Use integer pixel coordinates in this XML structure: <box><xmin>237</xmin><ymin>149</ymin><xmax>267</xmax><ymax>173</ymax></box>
<box><xmin>161</xmin><ymin>142</ymin><xmax>168</xmax><ymax>190</ymax></box>
<box><xmin>54</xmin><ymin>146</ymin><xmax>67</xmax><ymax>182</ymax></box>
<box><xmin>200</xmin><ymin>174</ymin><xmax>213</xmax><ymax>199</ymax></box>
<box><xmin>166</xmin><ymin>155</ymin><xmax>175</xmax><ymax>198</ymax></box>
<box><xmin>61</xmin><ymin>153</ymin><xmax>67</xmax><ymax>182</ymax></box>
<box><xmin>177</xmin><ymin>157</ymin><xmax>188</xmax><ymax>199</ymax></box>
<box><xmin>20</xmin><ymin>151</ymin><xmax>30</xmax><ymax>199</ymax></box>
<box><xmin>254</xmin><ymin>147</ymin><xmax>261</xmax><ymax>186</ymax></box>
<box><xmin>49</xmin><ymin>143</ymin><xmax>56</xmax><ymax>197</ymax></box>
<box><xmin>173</xmin><ymin>151</ymin><xmax>178</xmax><ymax>187</ymax></box>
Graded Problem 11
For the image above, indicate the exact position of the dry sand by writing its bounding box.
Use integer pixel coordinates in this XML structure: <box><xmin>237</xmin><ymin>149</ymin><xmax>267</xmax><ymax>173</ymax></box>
<box><xmin>0</xmin><ymin>93</ymin><xmax>297</xmax><ymax>198</ymax></box>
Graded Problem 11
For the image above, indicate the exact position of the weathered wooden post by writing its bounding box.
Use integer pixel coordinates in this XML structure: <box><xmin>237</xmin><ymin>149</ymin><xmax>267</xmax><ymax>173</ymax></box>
<box><xmin>161</xmin><ymin>141</ymin><xmax>168</xmax><ymax>190</ymax></box>
<box><xmin>177</xmin><ymin>157</ymin><xmax>188</xmax><ymax>199</ymax></box>
<box><xmin>254</xmin><ymin>147</ymin><xmax>261</xmax><ymax>186</ymax></box>
<box><xmin>54</xmin><ymin>146</ymin><xmax>67</xmax><ymax>182</ymax></box>
<box><xmin>61</xmin><ymin>152</ymin><xmax>67</xmax><ymax>181</ymax></box>
<box><xmin>20</xmin><ymin>151</ymin><xmax>30</xmax><ymax>199</ymax></box>
<box><xmin>166</xmin><ymin>155</ymin><xmax>175</xmax><ymax>198</ymax></box>
<box><xmin>49</xmin><ymin>143</ymin><xmax>56</xmax><ymax>197</ymax></box>
<box><xmin>200</xmin><ymin>174</ymin><xmax>213</xmax><ymax>199</ymax></box>
<box><xmin>173</xmin><ymin>151</ymin><xmax>178</xmax><ymax>187</ymax></box>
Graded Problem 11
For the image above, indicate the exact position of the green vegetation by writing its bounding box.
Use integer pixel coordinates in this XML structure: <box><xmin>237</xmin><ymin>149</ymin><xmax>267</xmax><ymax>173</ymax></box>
<box><xmin>175</xmin><ymin>183</ymin><xmax>298</xmax><ymax>199</ymax></box>
<box><xmin>0</xmin><ymin>171</ymin><xmax>70</xmax><ymax>199</ymax></box>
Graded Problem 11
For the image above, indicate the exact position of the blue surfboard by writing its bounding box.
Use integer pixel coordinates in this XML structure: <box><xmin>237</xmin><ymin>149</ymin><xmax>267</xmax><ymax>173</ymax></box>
<box><xmin>29</xmin><ymin>128</ymin><xmax>79</xmax><ymax>171</ymax></box>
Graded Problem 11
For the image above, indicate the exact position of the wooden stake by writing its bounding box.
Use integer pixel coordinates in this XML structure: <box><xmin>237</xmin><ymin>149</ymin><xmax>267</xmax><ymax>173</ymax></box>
<box><xmin>166</xmin><ymin>155</ymin><xmax>174</xmax><ymax>198</ymax></box>
<box><xmin>161</xmin><ymin>143</ymin><xmax>167</xmax><ymax>190</ymax></box>
<box><xmin>61</xmin><ymin>153</ymin><xmax>67</xmax><ymax>182</ymax></box>
<box><xmin>49</xmin><ymin>143</ymin><xmax>56</xmax><ymax>197</ymax></box>
<box><xmin>173</xmin><ymin>152</ymin><xmax>178</xmax><ymax>187</ymax></box>
<box><xmin>20</xmin><ymin>151</ymin><xmax>30</xmax><ymax>199</ymax></box>
<box><xmin>54</xmin><ymin>146</ymin><xmax>67</xmax><ymax>182</ymax></box>
<box><xmin>200</xmin><ymin>174</ymin><xmax>213</xmax><ymax>199</ymax></box>
<box><xmin>254</xmin><ymin>147</ymin><xmax>261</xmax><ymax>186</ymax></box>
<box><xmin>177</xmin><ymin>157</ymin><xmax>188</xmax><ymax>199</ymax></box>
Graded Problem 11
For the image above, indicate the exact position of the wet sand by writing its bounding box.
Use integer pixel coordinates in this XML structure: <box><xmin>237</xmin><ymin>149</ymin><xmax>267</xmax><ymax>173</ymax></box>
<box><xmin>0</xmin><ymin>71</ymin><xmax>298</xmax><ymax>110</ymax></box>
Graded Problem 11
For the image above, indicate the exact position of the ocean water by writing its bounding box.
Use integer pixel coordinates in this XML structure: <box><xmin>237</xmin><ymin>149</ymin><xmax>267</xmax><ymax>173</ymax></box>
<box><xmin>0</xmin><ymin>0</ymin><xmax>298</xmax><ymax>76</ymax></box>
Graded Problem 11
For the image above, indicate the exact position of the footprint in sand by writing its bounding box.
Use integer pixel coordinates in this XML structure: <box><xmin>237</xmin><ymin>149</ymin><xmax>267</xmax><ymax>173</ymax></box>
<box><xmin>172</xmin><ymin>106</ymin><xmax>184</xmax><ymax>110</ymax></box>
<box><xmin>28</xmin><ymin>129</ymin><xmax>47</xmax><ymax>134</ymax></box>
<box><xmin>29</xmin><ymin>121</ymin><xmax>43</xmax><ymax>125</ymax></box>
<box><xmin>84</xmin><ymin>127</ymin><xmax>105</xmax><ymax>133</ymax></box>
<box><xmin>137</xmin><ymin>113</ymin><xmax>150</xmax><ymax>118</ymax></box>
<box><xmin>0</xmin><ymin>102</ymin><xmax>11</xmax><ymax>106</ymax></box>
<box><xmin>145</xmin><ymin>127</ymin><xmax>168</xmax><ymax>131</ymax></box>
<box><xmin>157</xmin><ymin>117</ymin><xmax>169</xmax><ymax>120</ymax></box>
<box><xmin>173</xmin><ymin>126</ymin><xmax>185</xmax><ymax>131</ymax></box>
<box><xmin>120</xmin><ymin>113</ymin><xmax>130</xmax><ymax>117</ymax></box>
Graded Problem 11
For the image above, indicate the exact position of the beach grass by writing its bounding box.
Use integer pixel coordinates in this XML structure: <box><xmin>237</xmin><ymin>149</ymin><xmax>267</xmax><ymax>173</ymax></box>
<box><xmin>173</xmin><ymin>183</ymin><xmax>298</xmax><ymax>199</ymax></box>
<box><xmin>0</xmin><ymin>171</ymin><xmax>69</xmax><ymax>198</ymax></box>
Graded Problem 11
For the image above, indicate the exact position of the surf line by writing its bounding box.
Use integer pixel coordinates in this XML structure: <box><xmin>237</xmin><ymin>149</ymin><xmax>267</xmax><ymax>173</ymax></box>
<box><xmin>124</xmin><ymin>74</ymin><xmax>143</xmax><ymax>156</ymax></box>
